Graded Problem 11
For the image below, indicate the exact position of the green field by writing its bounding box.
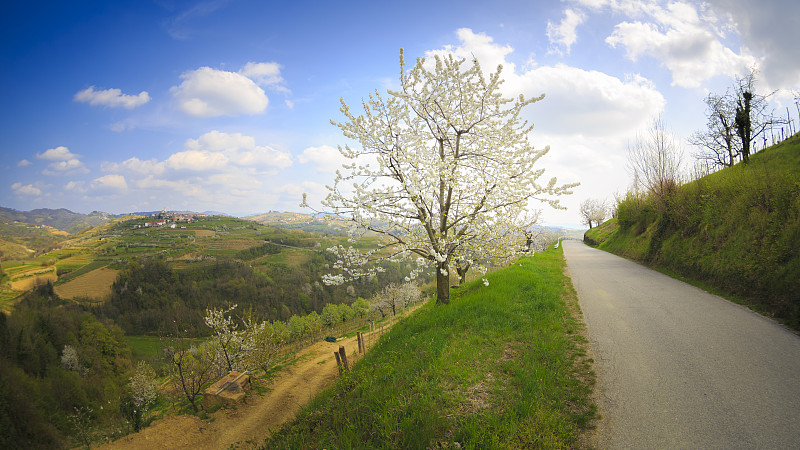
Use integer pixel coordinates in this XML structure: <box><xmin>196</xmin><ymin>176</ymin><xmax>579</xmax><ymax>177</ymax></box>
<box><xmin>125</xmin><ymin>335</ymin><xmax>207</xmax><ymax>367</ymax></box>
<box><xmin>263</xmin><ymin>246</ymin><xmax>596</xmax><ymax>449</ymax></box>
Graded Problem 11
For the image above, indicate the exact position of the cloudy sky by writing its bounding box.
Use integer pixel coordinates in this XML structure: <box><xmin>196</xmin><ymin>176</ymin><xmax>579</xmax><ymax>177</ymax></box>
<box><xmin>2</xmin><ymin>0</ymin><xmax>799</xmax><ymax>227</ymax></box>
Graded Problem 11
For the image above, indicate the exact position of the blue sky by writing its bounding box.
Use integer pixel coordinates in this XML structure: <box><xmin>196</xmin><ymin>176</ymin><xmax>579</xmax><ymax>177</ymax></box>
<box><xmin>2</xmin><ymin>0</ymin><xmax>799</xmax><ymax>227</ymax></box>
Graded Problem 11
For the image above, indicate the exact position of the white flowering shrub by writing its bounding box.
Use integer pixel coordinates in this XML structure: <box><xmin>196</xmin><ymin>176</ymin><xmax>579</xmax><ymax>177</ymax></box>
<box><xmin>61</xmin><ymin>344</ymin><xmax>86</xmax><ymax>376</ymax></box>
<box><xmin>204</xmin><ymin>304</ymin><xmax>246</xmax><ymax>373</ymax></box>
<box><xmin>123</xmin><ymin>360</ymin><xmax>158</xmax><ymax>431</ymax></box>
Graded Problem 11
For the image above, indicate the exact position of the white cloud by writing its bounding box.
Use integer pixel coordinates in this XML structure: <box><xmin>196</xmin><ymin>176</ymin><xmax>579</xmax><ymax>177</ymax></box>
<box><xmin>101</xmin><ymin>157</ymin><xmax>166</xmax><ymax>175</ymax></box>
<box><xmin>36</xmin><ymin>146</ymin><xmax>89</xmax><ymax>175</ymax></box>
<box><xmin>36</xmin><ymin>146</ymin><xmax>79</xmax><ymax>161</ymax></box>
<box><xmin>415</xmin><ymin>28</ymin><xmax>669</xmax><ymax>226</ymax></box>
<box><xmin>47</xmin><ymin>159</ymin><xmax>85</xmax><ymax>172</ymax></box>
<box><xmin>278</xmin><ymin>181</ymin><xmax>328</xmax><ymax>209</ymax></box>
<box><xmin>567</xmin><ymin>0</ymin><xmax>756</xmax><ymax>88</ymax></box>
<box><xmin>298</xmin><ymin>145</ymin><xmax>346</xmax><ymax>173</ymax></box>
<box><xmin>171</xmin><ymin>67</ymin><xmax>270</xmax><ymax>117</ymax></box>
<box><xmin>64</xmin><ymin>181</ymin><xmax>87</xmax><ymax>193</ymax></box>
<box><xmin>74</xmin><ymin>86</ymin><xmax>151</xmax><ymax>109</ymax></box>
<box><xmin>94</xmin><ymin>131</ymin><xmax>293</xmax><ymax>214</ymax></box>
<box><xmin>547</xmin><ymin>9</ymin><xmax>586</xmax><ymax>55</ymax></box>
<box><xmin>11</xmin><ymin>182</ymin><xmax>42</xmax><ymax>196</ymax></box>
<box><xmin>91</xmin><ymin>174</ymin><xmax>128</xmax><ymax>191</ymax></box>
<box><xmin>166</xmin><ymin>150</ymin><xmax>229</xmax><ymax>172</ymax></box>
<box><xmin>517</xmin><ymin>65</ymin><xmax>665</xmax><ymax>136</ymax></box>
<box><xmin>428</xmin><ymin>28</ymin><xmax>665</xmax><ymax>138</ymax></box>
<box><xmin>605</xmin><ymin>12</ymin><xmax>756</xmax><ymax>88</ymax></box>
<box><xmin>705</xmin><ymin>0</ymin><xmax>800</xmax><ymax>89</ymax></box>
<box><xmin>239</xmin><ymin>62</ymin><xmax>288</xmax><ymax>92</ymax></box>
<box><xmin>426</xmin><ymin>28</ymin><xmax>513</xmax><ymax>73</ymax></box>
<box><xmin>183</xmin><ymin>130</ymin><xmax>292</xmax><ymax>169</ymax></box>
<box><xmin>17</xmin><ymin>159</ymin><xmax>31</xmax><ymax>167</ymax></box>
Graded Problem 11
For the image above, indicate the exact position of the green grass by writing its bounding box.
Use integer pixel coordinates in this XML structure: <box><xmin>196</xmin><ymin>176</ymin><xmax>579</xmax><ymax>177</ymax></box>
<box><xmin>125</xmin><ymin>335</ymin><xmax>166</xmax><ymax>361</ymax></box>
<box><xmin>262</xmin><ymin>247</ymin><xmax>596</xmax><ymax>449</ymax></box>
<box><xmin>586</xmin><ymin>133</ymin><xmax>800</xmax><ymax>329</ymax></box>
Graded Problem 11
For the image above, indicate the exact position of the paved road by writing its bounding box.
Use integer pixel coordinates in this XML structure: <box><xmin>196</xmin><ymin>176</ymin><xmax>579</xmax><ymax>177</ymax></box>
<box><xmin>562</xmin><ymin>241</ymin><xmax>800</xmax><ymax>449</ymax></box>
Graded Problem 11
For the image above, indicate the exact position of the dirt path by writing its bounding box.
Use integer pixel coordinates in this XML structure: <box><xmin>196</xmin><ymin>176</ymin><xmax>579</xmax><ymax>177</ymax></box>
<box><xmin>103</xmin><ymin>314</ymin><xmax>409</xmax><ymax>449</ymax></box>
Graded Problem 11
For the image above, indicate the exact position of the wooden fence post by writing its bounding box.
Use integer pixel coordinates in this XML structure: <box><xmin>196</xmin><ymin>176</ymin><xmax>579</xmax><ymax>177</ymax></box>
<box><xmin>338</xmin><ymin>345</ymin><xmax>349</xmax><ymax>371</ymax></box>
<box><xmin>334</xmin><ymin>351</ymin><xmax>343</xmax><ymax>374</ymax></box>
<box><xmin>357</xmin><ymin>331</ymin><xmax>364</xmax><ymax>354</ymax></box>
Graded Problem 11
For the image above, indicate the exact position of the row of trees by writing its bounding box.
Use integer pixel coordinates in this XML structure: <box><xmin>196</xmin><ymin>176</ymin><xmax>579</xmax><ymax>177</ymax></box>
<box><xmin>96</xmin><ymin>251</ymin><xmax>415</xmax><ymax>336</ymax></box>
<box><xmin>166</xmin><ymin>282</ymin><xmax>424</xmax><ymax>412</ymax></box>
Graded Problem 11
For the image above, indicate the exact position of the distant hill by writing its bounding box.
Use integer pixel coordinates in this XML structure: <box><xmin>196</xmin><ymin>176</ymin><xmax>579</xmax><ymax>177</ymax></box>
<box><xmin>585</xmin><ymin>133</ymin><xmax>800</xmax><ymax>329</ymax></box>
<box><xmin>244</xmin><ymin>211</ymin><xmax>350</xmax><ymax>234</ymax></box>
<box><xmin>0</xmin><ymin>207</ymin><xmax>115</xmax><ymax>233</ymax></box>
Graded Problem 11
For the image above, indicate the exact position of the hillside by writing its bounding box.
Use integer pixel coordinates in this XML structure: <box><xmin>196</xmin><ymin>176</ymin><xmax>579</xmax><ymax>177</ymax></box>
<box><xmin>1</xmin><ymin>213</ymin><xmax>415</xmax><ymax>326</ymax></box>
<box><xmin>585</xmin><ymin>134</ymin><xmax>800</xmax><ymax>328</ymax></box>
<box><xmin>0</xmin><ymin>207</ymin><xmax>115</xmax><ymax>233</ymax></box>
<box><xmin>245</xmin><ymin>211</ymin><xmax>351</xmax><ymax>235</ymax></box>
<box><xmin>263</xmin><ymin>246</ymin><xmax>596</xmax><ymax>448</ymax></box>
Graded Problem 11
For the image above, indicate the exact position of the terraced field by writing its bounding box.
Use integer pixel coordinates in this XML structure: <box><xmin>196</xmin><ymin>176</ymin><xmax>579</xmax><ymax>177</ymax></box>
<box><xmin>53</xmin><ymin>266</ymin><xmax>119</xmax><ymax>301</ymax></box>
<box><xmin>8</xmin><ymin>266</ymin><xmax>58</xmax><ymax>290</ymax></box>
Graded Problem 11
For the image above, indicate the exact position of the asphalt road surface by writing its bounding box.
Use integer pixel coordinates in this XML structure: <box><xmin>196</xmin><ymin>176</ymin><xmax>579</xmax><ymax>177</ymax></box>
<box><xmin>562</xmin><ymin>241</ymin><xmax>800</xmax><ymax>449</ymax></box>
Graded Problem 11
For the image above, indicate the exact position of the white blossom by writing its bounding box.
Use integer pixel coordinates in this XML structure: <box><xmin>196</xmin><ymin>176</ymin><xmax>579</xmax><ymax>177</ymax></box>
<box><xmin>129</xmin><ymin>361</ymin><xmax>158</xmax><ymax>411</ymax></box>
<box><xmin>307</xmin><ymin>49</ymin><xmax>577</xmax><ymax>303</ymax></box>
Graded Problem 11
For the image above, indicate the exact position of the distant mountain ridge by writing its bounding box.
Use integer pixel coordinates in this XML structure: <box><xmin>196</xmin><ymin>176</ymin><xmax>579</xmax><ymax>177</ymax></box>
<box><xmin>0</xmin><ymin>207</ymin><xmax>118</xmax><ymax>233</ymax></box>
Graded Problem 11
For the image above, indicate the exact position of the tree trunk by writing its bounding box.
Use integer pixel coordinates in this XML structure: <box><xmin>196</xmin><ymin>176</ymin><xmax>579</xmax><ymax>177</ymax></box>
<box><xmin>436</xmin><ymin>262</ymin><xmax>450</xmax><ymax>305</ymax></box>
<box><xmin>456</xmin><ymin>262</ymin><xmax>470</xmax><ymax>285</ymax></box>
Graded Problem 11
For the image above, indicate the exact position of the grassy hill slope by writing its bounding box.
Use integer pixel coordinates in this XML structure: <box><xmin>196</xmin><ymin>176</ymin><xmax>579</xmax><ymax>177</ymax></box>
<box><xmin>586</xmin><ymin>134</ymin><xmax>800</xmax><ymax>328</ymax></box>
<box><xmin>263</xmin><ymin>246</ymin><xmax>596</xmax><ymax>449</ymax></box>
<box><xmin>0</xmin><ymin>207</ymin><xmax>113</xmax><ymax>233</ymax></box>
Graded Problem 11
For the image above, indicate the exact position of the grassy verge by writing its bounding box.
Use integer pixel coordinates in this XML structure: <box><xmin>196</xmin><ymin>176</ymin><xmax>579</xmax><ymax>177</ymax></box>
<box><xmin>262</xmin><ymin>247</ymin><xmax>596</xmax><ymax>449</ymax></box>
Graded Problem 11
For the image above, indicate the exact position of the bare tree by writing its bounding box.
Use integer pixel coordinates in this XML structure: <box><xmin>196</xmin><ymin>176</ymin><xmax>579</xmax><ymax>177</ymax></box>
<box><xmin>689</xmin><ymin>92</ymin><xmax>740</xmax><ymax>168</ymax></box>
<box><xmin>627</xmin><ymin>117</ymin><xmax>684</xmax><ymax>205</ymax></box>
<box><xmin>579</xmin><ymin>198</ymin><xmax>608</xmax><ymax>229</ymax></box>
<box><xmin>164</xmin><ymin>323</ymin><xmax>213</xmax><ymax>413</ymax></box>
<box><xmin>692</xmin><ymin>68</ymin><xmax>786</xmax><ymax>167</ymax></box>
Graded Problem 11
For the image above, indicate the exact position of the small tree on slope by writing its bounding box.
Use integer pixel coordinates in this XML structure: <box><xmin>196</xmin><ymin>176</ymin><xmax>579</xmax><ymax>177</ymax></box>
<box><xmin>306</xmin><ymin>49</ymin><xmax>576</xmax><ymax>304</ymax></box>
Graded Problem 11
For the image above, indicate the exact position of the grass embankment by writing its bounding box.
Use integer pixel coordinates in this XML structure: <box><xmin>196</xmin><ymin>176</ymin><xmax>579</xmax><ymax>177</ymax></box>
<box><xmin>263</xmin><ymin>247</ymin><xmax>595</xmax><ymax>449</ymax></box>
<box><xmin>586</xmin><ymin>134</ymin><xmax>800</xmax><ymax>329</ymax></box>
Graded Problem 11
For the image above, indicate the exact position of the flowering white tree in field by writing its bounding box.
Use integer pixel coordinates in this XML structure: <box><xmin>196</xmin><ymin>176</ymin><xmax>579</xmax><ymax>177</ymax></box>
<box><xmin>307</xmin><ymin>49</ymin><xmax>576</xmax><ymax>304</ymax></box>
<box><xmin>372</xmin><ymin>282</ymin><xmax>422</xmax><ymax>317</ymax></box>
<box><xmin>452</xmin><ymin>209</ymin><xmax>541</xmax><ymax>285</ymax></box>
<box><xmin>579</xmin><ymin>198</ymin><xmax>608</xmax><ymax>229</ymax></box>
<box><xmin>124</xmin><ymin>360</ymin><xmax>158</xmax><ymax>431</ymax></box>
<box><xmin>204</xmin><ymin>305</ymin><xmax>245</xmax><ymax>373</ymax></box>
<box><xmin>61</xmin><ymin>344</ymin><xmax>86</xmax><ymax>375</ymax></box>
